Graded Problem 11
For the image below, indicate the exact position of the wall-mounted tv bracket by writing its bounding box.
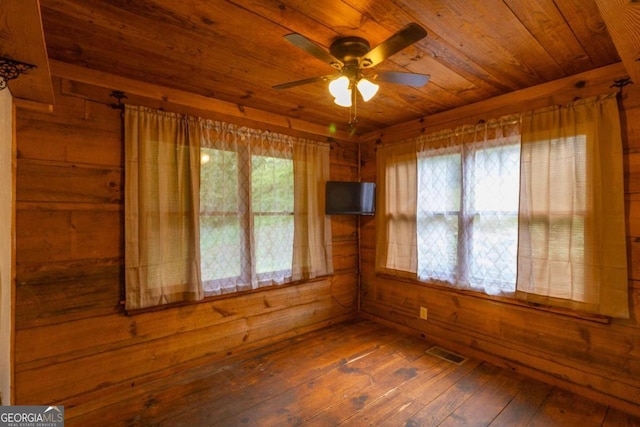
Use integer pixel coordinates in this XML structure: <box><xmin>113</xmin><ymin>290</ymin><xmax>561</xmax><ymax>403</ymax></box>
<box><xmin>0</xmin><ymin>57</ymin><xmax>36</xmax><ymax>90</ymax></box>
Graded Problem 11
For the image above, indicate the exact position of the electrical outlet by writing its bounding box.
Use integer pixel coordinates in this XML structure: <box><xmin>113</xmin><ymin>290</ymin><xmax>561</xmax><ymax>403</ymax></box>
<box><xmin>420</xmin><ymin>306</ymin><xmax>428</xmax><ymax>320</ymax></box>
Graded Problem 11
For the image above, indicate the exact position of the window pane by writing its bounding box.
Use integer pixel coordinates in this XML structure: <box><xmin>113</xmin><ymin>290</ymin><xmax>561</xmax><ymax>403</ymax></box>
<box><xmin>417</xmin><ymin>152</ymin><xmax>461</xmax><ymax>282</ymax></box>
<box><xmin>470</xmin><ymin>214</ymin><xmax>518</xmax><ymax>289</ymax></box>
<box><xmin>252</xmin><ymin>155</ymin><xmax>294</xmax><ymax>277</ymax></box>
<box><xmin>200</xmin><ymin>148</ymin><xmax>238</xmax><ymax>211</ymax></box>
<box><xmin>200</xmin><ymin>147</ymin><xmax>241</xmax><ymax>283</ymax></box>
<box><xmin>473</xmin><ymin>144</ymin><xmax>520</xmax><ymax>212</ymax></box>
<box><xmin>200</xmin><ymin>215</ymin><xmax>241</xmax><ymax>281</ymax></box>
<box><xmin>417</xmin><ymin>215</ymin><xmax>458</xmax><ymax>280</ymax></box>
<box><xmin>252</xmin><ymin>155</ymin><xmax>294</xmax><ymax>212</ymax></box>
<box><xmin>468</xmin><ymin>144</ymin><xmax>520</xmax><ymax>292</ymax></box>
<box><xmin>254</xmin><ymin>215</ymin><xmax>293</xmax><ymax>275</ymax></box>
<box><xmin>418</xmin><ymin>153</ymin><xmax>461</xmax><ymax>212</ymax></box>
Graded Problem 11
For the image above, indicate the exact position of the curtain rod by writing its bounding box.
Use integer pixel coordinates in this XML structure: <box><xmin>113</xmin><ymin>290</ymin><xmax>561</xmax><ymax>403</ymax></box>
<box><xmin>126</xmin><ymin>104</ymin><xmax>330</xmax><ymax>148</ymax></box>
<box><xmin>416</xmin><ymin>116</ymin><xmax>521</xmax><ymax>143</ymax></box>
<box><xmin>398</xmin><ymin>92</ymin><xmax>618</xmax><ymax>146</ymax></box>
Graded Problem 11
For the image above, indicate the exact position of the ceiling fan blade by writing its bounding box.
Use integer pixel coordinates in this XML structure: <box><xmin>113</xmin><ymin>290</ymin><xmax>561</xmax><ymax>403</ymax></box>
<box><xmin>272</xmin><ymin>75</ymin><xmax>332</xmax><ymax>90</ymax></box>
<box><xmin>372</xmin><ymin>71</ymin><xmax>430</xmax><ymax>87</ymax></box>
<box><xmin>284</xmin><ymin>33</ymin><xmax>344</xmax><ymax>69</ymax></box>
<box><xmin>361</xmin><ymin>23</ymin><xmax>427</xmax><ymax>68</ymax></box>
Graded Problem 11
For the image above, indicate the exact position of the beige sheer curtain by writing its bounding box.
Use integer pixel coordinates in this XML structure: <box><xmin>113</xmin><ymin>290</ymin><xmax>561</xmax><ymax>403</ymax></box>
<box><xmin>517</xmin><ymin>94</ymin><xmax>629</xmax><ymax>318</ymax></box>
<box><xmin>126</xmin><ymin>104</ymin><xmax>332</xmax><ymax>308</ymax></box>
<box><xmin>375</xmin><ymin>141</ymin><xmax>418</xmax><ymax>277</ymax></box>
<box><xmin>292</xmin><ymin>140</ymin><xmax>334</xmax><ymax>280</ymax></box>
<box><xmin>125</xmin><ymin>105</ymin><xmax>203</xmax><ymax>310</ymax></box>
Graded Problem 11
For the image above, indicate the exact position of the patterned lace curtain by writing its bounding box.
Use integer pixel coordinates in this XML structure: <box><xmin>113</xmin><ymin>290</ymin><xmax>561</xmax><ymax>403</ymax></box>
<box><xmin>124</xmin><ymin>105</ymin><xmax>203</xmax><ymax>310</ymax></box>
<box><xmin>416</xmin><ymin>118</ymin><xmax>521</xmax><ymax>295</ymax></box>
<box><xmin>199</xmin><ymin>121</ymin><xmax>332</xmax><ymax>295</ymax></box>
<box><xmin>517</xmin><ymin>94</ymin><xmax>629</xmax><ymax>317</ymax></box>
<box><xmin>199</xmin><ymin>122</ymin><xmax>296</xmax><ymax>295</ymax></box>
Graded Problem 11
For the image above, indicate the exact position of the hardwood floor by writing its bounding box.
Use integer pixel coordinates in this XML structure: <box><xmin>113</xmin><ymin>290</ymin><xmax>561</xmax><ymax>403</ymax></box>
<box><xmin>72</xmin><ymin>318</ymin><xmax>640</xmax><ymax>426</ymax></box>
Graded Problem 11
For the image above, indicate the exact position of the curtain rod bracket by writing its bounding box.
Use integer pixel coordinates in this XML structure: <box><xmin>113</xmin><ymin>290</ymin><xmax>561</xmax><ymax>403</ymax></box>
<box><xmin>611</xmin><ymin>77</ymin><xmax>633</xmax><ymax>89</ymax></box>
<box><xmin>110</xmin><ymin>90</ymin><xmax>127</xmax><ymax>110</ymax></box>
<box><xmin>0</xmin><ymin>57</ymin><xmax>36</xmax><ymax>90</ymax></box>
<box><xmin>611</xmin><ymin>77</ymin><xmax>633</xmax><ymax>99</ymax></box>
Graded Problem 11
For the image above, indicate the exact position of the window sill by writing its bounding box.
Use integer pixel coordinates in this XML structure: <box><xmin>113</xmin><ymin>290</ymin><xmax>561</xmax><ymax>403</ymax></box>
<box><xmin>123</xmin><ymin>275</ymin><xmax>330</xmax><ymax>316</ymax></box>
<box><xmin>374</xmin><ymin>272</ymin><xmax>611</xmax><ymax>325</ymax></box>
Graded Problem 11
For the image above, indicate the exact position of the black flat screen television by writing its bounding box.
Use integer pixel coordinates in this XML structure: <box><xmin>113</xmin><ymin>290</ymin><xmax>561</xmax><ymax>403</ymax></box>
<box><xmin>325</xmin><ymin>181</ymin><xmax>376</xmax><ymax>215</ymax></box>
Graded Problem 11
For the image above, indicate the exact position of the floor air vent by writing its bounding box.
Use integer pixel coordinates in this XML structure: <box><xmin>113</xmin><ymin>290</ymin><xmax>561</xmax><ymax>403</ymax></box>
<box><xmin>426</xmin><ymin>346</ymin><xmax>467</xmax><ymax>365</ymax></box>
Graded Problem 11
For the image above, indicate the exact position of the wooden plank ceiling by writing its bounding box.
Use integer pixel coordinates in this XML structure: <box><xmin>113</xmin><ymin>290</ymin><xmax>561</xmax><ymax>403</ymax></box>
<box><xmin>38</xmin><ymin>0</ymin><xmax>622</xmax><ymax>134</ymax></box>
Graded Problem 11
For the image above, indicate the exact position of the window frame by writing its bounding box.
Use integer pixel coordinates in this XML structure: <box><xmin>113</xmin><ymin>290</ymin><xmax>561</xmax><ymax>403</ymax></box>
<box><xmin>199</xmin><ymin>143</ymin><xmax>295</xmax><ymax>295</ymax></box>
<box><xmin>416</xmin><ymin>138</ymin><xmax>521</xmax><ymax>293</ymax></box>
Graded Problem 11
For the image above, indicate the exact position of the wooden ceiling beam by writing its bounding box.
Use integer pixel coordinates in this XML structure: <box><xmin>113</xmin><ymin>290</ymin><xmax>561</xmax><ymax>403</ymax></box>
<box><xmin>0</xmin><ymin>0</ymin><xmax>54</xmax><ymax>105</ymax></box>
<box><xmin>595</xmin><ymin>0</ymin><xmax>640</xmax><ymax>86</ymax></box>
<box><xmin>49</xmin><ymin>60</ymin><xmax>356</xmax><ymax>141</ymax></box>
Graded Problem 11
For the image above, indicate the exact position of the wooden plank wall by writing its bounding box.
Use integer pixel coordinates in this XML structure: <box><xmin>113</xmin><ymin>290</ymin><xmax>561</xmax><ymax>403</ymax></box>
<box><xmin>358</xmin><ymin>66</ymin><xmax>640</xmax><ymax>416</ymax></box>
<box><xmin>13</xmin><ymin>77</ymin><xmax>359</xmax><ymax>421</ymax></box>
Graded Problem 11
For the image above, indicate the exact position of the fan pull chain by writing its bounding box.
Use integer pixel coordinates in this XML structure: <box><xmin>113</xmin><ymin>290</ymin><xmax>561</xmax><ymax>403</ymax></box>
<box><xmin>349</xmin><ymin>80</ymin><xmax>358</xmax><ymax>127</ymax></box>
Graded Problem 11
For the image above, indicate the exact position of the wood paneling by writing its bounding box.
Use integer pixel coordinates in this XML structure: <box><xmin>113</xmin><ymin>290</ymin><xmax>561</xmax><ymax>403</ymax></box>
<box><xmin>359</xmin><ymin>65</ymin><xmax>640</xmax><ymax>417</ymax></box>
<box><xmin>50</xmin><ymin>60</ymin><xmax>356</xmax><ymax>141</ymax></box>
<box><xmin>17</xmin><ymin>159</ymin><xmax>121</xmax><ymax>203</ymax></box>
<box><xmin>37</xmin><ymin>0</ymin><xmax>621</xmax><ymax>134</ymax></box>
<box><xmin>13</xmin><ymin>77</ymin><xmax>359</xmax><ymax>414</ymax></box>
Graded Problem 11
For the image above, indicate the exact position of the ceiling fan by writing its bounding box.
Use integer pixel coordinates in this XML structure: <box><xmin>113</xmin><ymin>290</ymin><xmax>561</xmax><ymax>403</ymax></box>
<box><xmin>273</xmin><ymin>23</ymin><xmax>430</xmax><ymax>109</ymax></box>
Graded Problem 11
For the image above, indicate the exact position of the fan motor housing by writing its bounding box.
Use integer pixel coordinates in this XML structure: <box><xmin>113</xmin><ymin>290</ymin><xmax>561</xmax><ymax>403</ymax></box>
<box><xmin>329</xmin><ymin>37</ymin><xmax>371</xmax><ymax>64</ymax></box>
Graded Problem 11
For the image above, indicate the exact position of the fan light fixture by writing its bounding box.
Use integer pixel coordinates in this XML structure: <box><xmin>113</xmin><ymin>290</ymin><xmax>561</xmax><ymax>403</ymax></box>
<box><xmin>328</xmin><ymin>75</ymin><xmax>379</xmax><ymax>107</ymax></box>
<box><xmin>273</xmin><ymin>23</ymin><xmax>429</xmax><ymax>126</ymax></box>
<box><xmin>357</xmin><ymin>78</ymin><xmax>379</xmax><ymax>102</ymax></box>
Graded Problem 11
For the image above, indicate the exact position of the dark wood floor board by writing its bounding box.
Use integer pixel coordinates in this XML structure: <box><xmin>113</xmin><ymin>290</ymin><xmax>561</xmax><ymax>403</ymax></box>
<box><xmin>488</xmin><ymin>378</ymin><xmax>553</xmax><ymax>426</ymax></box>
<box><xmin>215</xmin><ymin>359</ymin><xmax>375</xmax><ymax>426</ymax></box>
<box><xmin>66</xmin><ymin>318</ymin><xmax>640</xmax><ymax>426</ymax></box>
<box><xmin>69</xmin><ymin>318</ymin><xmax>379</xmax><ymax>425</ymax></box>
<box><xmin>527</xmin><ymin>387</ymin><xmax>609</xmax><ymax>426</ymax></box>
<box><xmin>399</xmin><ymin>356</ymin><xmax>482</xmax><ymax>406</ymax></box>
<box><xmin>213</xmin><ymin>328</ymin><xmax>435</xmax><ymax>425</ymax></box>
<box><xmin>402</xmin><ymin>363</ymin><xmax>502</xmax><ymax>426</ymax></box>
<box><xmin>306</xmin><ymin>350</ymin><xmax>450</xmax><ymax>425</ymax></box>
<box><xmin>438</xmin><ymin>369</ymin><xmax>529</xmax><ymax>426</ymax></box>
<box><xmin>339</xmin><ymin>387</ymin><xmax>422</xmax><ymax>426</ymax></box>
<box><xmin>155</xmin><ymin>319</ymin><xmax>403</xmax><ymax>426</ymax></box>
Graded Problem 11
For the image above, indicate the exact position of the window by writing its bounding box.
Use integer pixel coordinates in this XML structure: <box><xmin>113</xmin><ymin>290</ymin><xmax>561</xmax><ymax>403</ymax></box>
<box><xmin>417</xmin><ymin>137</ymin><xmax>520</xmax><ymax>295</ymax></box>
<box><xmin>417</xmin><ymin>148</ymin><xmax>461</xmax><ymax>282</ymax></box>
<box><xmin>200</xmin><ymin>147</ymin><xmax>242</xmax><ymax>289</ymax></box>
<box><xmin>124</xmin><ymin>105</ymin><xmax>333</xmax><ymax>310</ymax></box>
<box><xmin>251</xmin><ymin>154</ymin><xmax>294</xmax><ymax>281</ymax></box>
<box><xmin>376</xmin><ymin>95</ymin><xmax>629</xmax><ymax>318</ymax></box>
<box><xmin>200</xmin><ymin>143</ymin><xmax>294</xmax><ymax>295</ymax></box>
